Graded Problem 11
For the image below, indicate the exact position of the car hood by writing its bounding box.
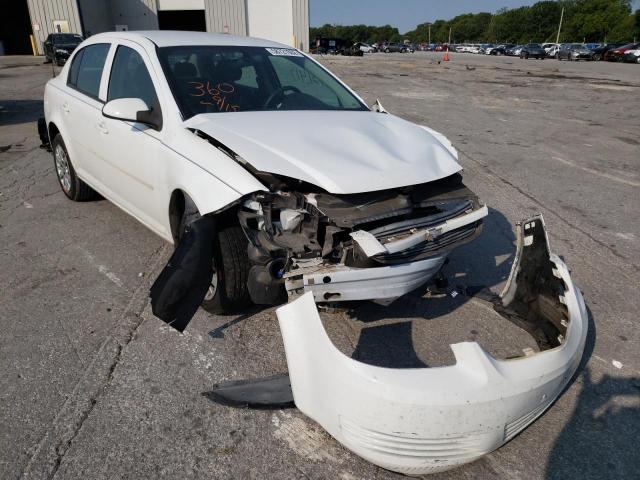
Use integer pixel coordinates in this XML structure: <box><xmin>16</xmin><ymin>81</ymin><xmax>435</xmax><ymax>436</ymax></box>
<box><xmin>183</xmin><ymin>111</ymin><xmax>462</xmax><ymax>194</ymax></box>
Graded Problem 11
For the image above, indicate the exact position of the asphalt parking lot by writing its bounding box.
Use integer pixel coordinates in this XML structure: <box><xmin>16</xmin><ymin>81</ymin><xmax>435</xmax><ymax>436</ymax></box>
<box><xmin>1</xmin><ymin>51</ymin><xmax>639</xmax><ymax>479</ymax></box>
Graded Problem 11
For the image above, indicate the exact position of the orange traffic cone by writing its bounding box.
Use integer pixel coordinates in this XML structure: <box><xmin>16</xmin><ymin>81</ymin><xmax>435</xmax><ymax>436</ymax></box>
<box><xmin>443</xmin><ymin>47</ymin><xmax>450</xmax><ymax>61</ymax></box>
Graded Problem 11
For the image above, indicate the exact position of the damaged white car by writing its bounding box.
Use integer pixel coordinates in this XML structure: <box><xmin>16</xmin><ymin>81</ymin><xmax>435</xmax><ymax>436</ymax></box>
<box><xmin>42</xmin><ymin>31</ymin><xmax>587</xmax><ymax>475</ymax></box>
<box><xmin>42</xmin><ymin>30</ymin><xmax>486</xmax><ymax>313</ymax></box>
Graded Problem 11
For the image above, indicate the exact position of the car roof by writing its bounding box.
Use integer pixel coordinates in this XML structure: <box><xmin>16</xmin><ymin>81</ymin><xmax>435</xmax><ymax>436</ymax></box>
<box><xmin>87</xmin><ymin>30</ymin><xmax>289</xmax><ymax>49</ymax></box>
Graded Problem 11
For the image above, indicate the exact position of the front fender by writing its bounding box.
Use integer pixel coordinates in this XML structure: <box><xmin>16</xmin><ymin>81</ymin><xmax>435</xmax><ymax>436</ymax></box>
<box><xmin>158</xmin><ymin>130</ymin><xmax>267</xmax><ymax>238</ymax></box>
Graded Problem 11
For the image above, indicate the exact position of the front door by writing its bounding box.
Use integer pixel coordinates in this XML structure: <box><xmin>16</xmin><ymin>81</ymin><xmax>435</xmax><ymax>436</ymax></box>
<box><xmin>96</xmin><ymin>41</ymin><xmax>166</xmax><ymax>233</ymax></box>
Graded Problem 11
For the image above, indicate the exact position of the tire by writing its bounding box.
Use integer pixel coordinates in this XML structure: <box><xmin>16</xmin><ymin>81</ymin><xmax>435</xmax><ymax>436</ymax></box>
<box><xmin>52</xmin><ymin>134</ymin><xmax>98</xmax><ymax>201</ymax></box>
<box><xmin>636</xmin><ymin>56</ymin><xmax>640</xmax><ymax>64</ymax></box>
<box><xmin>201</xmin><ymin>224</ymin><xmax>252</xmax><ymax>314</ymax></box>
<box><xmin>385</xmin><ymin>48</ymin><xmax>390</xmax><ymax>53</ymax></box>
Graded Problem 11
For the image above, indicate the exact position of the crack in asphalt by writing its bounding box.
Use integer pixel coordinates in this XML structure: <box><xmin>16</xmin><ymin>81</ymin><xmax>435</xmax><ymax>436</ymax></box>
<box><xmin>20</xmin><ymin>243</ymin><xmax>170</xmax><ymax>480</ymax></box>
<box><xmin>456</xmin><ymin>147</ymin><xmax>639</xmax><ymax>277</ymax></box>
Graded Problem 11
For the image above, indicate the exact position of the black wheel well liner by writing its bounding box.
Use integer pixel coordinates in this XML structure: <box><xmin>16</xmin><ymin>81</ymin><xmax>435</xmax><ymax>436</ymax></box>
<box><xmin>48</xmin><ymin>122</ymin><xmax>60</xmax><ymax>143</ymax></box>
<box><xmin>168</xmin><ymin>189</ymin><xmax>239</xmax><ymax>243</ymax></box>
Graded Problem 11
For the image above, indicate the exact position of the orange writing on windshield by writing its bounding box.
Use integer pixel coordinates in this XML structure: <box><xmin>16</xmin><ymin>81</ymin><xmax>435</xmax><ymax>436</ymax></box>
<box><xmin>189</xmin><ymin>81</ymin><xmax>239</xmax><ymax>112</ymax></box>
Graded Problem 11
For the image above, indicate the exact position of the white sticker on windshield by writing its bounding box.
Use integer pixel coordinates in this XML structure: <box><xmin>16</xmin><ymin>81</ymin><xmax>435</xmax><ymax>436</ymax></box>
<box><xmin>265</xmin><ymin>47</ymin><xmax>303</xmax><ymax>57</ymax></box>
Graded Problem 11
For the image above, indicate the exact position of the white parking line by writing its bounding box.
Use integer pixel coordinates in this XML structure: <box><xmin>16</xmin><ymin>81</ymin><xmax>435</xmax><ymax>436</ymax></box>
<box><xmin>551</xmin><ymin>155</ymin><xmax>640</xmax><ymax>188</ymax></box>
<box><xmin>78</xmin><ymin>247</ymin><xmax>125</xmax><ymax>289</ymax></box>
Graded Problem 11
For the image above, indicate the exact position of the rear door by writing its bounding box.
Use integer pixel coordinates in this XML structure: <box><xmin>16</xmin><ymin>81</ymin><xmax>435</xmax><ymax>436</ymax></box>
<box><xmin>62</xmin><ymin>42</ymin><xmax>112</xmax><ymax>185</ymax></box>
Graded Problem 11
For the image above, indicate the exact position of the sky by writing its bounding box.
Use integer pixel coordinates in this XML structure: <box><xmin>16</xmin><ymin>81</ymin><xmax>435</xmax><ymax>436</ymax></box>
<box><xmin>310</xmin><ymin>0</ymin><xmax>640</xmax><ymax>33</ymax></box>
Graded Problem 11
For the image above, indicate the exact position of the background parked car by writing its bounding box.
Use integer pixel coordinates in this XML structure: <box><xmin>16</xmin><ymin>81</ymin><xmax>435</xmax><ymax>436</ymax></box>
<box><xmin>506</xmin><ymin>45</ymin><xmax>524</xmax><ymax>56</ymax></box>
<box><xmin>520</xmin><ymin>43</ymin><xmax>546</xmax><ymax>59</ymax></box>
<box><xmin>403</xmin><ymin>43</ymin><xmax>416</xmax><ymax>52</ymax></box>
<box><xmin>542</xmin><ymin>43</ymin><xmax>560</xmax><ymax>57</ymax></box>
<box><xmin>382</xmin><ymin>42</ymin><xmax>407</xmax><ymax>53</ymax></box>
<box><xmin>557</xmin><ymin>43</ymin><xmax>594</xmax><ymax>61</ymax></box>
<box><xmin>43</xmin><ymin>33</ymin><xmax>83</xmax><ymax>66</ymax></box>
<box><xmin>590</xmin><ymin>42</ymin><xmax>625</xmax><ymax>60</ymax></box>
<box><xmin>339</xmin><ymin>44</ymin><xmax>364</xmax><ymax>56</ymax></box>
<box><xmin>353</xmin><ymin>42</ymin><xmax>375</xmax><ymax>53</ymax></box>
<box><xmin>622</xmin><ymin>49</ymin><xmax>640</xmax><ymax>63</ymax></box>
<box><xmin>486</xmin><ymin>44</ymin><xmax>514</xmax><ymax>55</ymax></box>
<box><xmin>605</xmin><ymin>42</ymin><xmax>640</xmax><ymax>61</ymax></box>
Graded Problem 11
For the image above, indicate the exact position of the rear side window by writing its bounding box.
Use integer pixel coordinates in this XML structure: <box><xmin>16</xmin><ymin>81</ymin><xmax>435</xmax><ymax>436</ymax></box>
<box><xmin>67</xmin><ymin>43</ymin><xmax>110</xmax><ymax>100</ymax></box>
<box><xmin>107</xmin><ymin>45</ymin><xmax>159</xmax><ymax>111</ymax></box>
<box><xmin>67</xmin><ymin>49</ymin><xmax>84</xmax><ymax>86</ymax></box>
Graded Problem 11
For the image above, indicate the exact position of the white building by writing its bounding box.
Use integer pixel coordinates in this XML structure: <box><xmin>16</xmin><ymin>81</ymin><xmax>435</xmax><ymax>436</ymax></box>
<box><xmin>1</xmin><ymin>0</ymin><xmax>308</xmax><ymax>55</ymax></box>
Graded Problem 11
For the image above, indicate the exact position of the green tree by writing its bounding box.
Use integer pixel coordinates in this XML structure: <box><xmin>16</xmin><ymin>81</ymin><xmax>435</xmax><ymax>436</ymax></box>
<box><xmin>566</xmin><ymin>0</ymin><xmax>633</xmax><ymax>42</ymax></box>
<box><xmin>312</xmin><ymin>0</ymin><xmax>638</xmax><ymax>47</ymax></box>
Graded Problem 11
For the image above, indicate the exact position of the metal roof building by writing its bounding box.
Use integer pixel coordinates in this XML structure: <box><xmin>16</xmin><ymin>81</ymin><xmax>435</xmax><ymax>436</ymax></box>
<box><xmin>2</xmin><ymin>0</ymin><xmax>308</xmax><ymax>55</ymax></box>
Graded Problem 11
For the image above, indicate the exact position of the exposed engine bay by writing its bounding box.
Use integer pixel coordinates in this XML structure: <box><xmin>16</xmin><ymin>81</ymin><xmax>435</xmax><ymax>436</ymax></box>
<box><xmin>237</xmin><ymin>172</ymin><xmax>487</xmax><ymax>305</ymax></box>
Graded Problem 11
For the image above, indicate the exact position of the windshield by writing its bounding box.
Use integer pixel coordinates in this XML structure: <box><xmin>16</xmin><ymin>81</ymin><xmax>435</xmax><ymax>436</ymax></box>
<box><xmin>158</xmin><ymin>46</ymin><xmax>368</xmax><ymax>118</ymax></box>
<box><xmin>53</xmin><ymin>34</ymin><xmax>83</xmax><ymax>44</ymax></box>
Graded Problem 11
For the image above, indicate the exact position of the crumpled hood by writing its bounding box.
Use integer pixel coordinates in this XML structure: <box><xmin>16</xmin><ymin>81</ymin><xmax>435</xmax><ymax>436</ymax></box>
<box><xmin>184</xmin><ymin>111</ymin><xmax>462</xmax><ymax>194</ymax></box>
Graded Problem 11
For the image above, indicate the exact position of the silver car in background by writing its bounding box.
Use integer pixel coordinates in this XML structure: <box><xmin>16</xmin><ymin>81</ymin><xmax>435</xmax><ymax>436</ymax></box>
<box><xmin>558</xmin><ymin>43</ymin><xmax>595</xmax><ymax>61</ymax></box>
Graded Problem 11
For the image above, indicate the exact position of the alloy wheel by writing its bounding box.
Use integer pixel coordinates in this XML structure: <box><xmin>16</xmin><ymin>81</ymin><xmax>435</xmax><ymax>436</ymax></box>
<box><xmin>54</xmin><ymin>144</ymin><xmax>71</xmax><ymax>194</ymax></box>
<box><xmin>203</xmin><ymin>259</ymin><xmax>218</xmax><ymax>301</ymax></box>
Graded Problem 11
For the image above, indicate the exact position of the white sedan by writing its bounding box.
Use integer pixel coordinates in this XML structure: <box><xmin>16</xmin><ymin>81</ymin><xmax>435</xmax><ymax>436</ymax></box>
<box><xmin>43</xmin><ymin>30</ymin><xmax>487</xmax><ymax>314</ymax></box>
<box><xmin>42</xmin><ymin>31</ymin><xmax>587</xmax><ymax>475</ymax></box>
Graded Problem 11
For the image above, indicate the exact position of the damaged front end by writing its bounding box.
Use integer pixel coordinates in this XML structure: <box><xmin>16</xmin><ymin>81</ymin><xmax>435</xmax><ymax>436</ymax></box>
<box><xmin>238</xmin><ymin>172</ymin><xmax>487</xmax><ymax>305</ymax></box>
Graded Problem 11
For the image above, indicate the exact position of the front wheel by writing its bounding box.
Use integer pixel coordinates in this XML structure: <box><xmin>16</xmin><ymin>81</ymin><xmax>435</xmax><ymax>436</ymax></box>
<box><xmin>201</xmin><ymin>225</ymin><xmax>252</xmax><ymax>314</ymax></box>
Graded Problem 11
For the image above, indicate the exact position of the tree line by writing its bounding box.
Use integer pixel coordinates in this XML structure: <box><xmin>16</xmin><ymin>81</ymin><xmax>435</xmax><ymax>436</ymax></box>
<box><xmin>310</xmin><ymin>0</ymin><xmax>640</xmax><ymax>45</ymax></box>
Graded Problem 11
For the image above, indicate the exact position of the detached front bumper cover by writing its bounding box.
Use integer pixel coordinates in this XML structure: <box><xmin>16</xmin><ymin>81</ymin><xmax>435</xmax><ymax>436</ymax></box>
<box><xmin>276</xmin><ymin>215</ymin><xmax>588</xmax><ymax>475</ymax></box>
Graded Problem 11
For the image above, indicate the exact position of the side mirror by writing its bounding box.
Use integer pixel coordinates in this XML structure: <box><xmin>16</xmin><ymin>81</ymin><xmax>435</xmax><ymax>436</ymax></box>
<box><xmin>102</xmin><ymin>97</ymin><xmax>162</xmax><ymax>130</ymax></box>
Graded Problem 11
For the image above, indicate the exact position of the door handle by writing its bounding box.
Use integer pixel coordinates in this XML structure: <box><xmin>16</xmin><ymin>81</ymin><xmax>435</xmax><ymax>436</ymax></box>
<box><xmin>62</xmin><ymin>103</ymin><xmax>70</xmax><ymax>113</ymax></box>
<box><xmin>96</xmin><ymin>121</ymin><xmax>108</xmax><ymax>135</ymax></box>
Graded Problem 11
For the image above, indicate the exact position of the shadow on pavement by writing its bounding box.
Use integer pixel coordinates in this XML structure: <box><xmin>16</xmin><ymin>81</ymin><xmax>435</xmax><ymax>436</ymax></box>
<box><xmin>545</xmin><ymin>309</ymin><xmax>639</xmax><ymax>479</ymax></box>
<box><xmin>0</xmin><ymin>99</ymin><xmax>43</xmax><ymax>127</ymax></box>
